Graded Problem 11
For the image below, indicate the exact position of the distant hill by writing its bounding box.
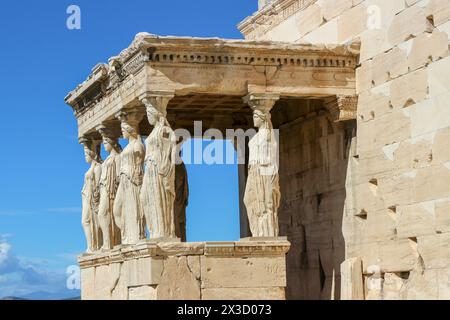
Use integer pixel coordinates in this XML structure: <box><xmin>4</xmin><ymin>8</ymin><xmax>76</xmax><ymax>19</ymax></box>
<box><xmin>1</xmin><ymin>290</ymin><xmax>80</xmax><ymax>301</ymax></box>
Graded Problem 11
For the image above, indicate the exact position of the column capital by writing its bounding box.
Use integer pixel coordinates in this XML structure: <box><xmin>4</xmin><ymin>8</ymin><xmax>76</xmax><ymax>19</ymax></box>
<box><xmin>115</xmin><ymin>107</ymin><xmax>145</xmax><ymax>126</ymax></box>
<box><xmin>96</xmin><ymin>121</ymin><xmax>121</xmax><ymax>141</ymax></box>
<box><xmin>79</xmin><ymin>135</ymin><xmax>102</xmax><ymax>162</ymax></box>
<box><xmin>243</xmin><ymin>92</ymin><xmax>280</xmax><ymax>114</ymax></box>
<box><xmin>139</xmin><ymin>90</ymin><xmax>175</xmax><ymax>117</ymax></box>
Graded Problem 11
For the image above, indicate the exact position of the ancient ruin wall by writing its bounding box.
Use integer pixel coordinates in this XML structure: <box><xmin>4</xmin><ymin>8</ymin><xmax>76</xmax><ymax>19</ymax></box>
<box><xmin>240</xmin><ymin>0</ymin><xmax>450</xmax><ymax>299</ymax></box>
<box><xmin>272</xmin><ymin>99</ymin><xmax>355</xmax><ymax>299</ymax></box>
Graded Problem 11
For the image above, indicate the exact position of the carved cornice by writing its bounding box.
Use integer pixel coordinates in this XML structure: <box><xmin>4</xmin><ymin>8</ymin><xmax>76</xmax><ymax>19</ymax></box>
<box><xmin>78</xmin><ymin>240</ymin><xmax>291</xmax><ymax>269</ymax></box>
<box><xmin>237</xmin><ymin>0</ymin><xmax>318</xmax><ymax>40</ymax></box>
<box><xmin>325</xmin><ymin>95</ymin><xmax>358</xmax><ymax>122</ymax></box>
<box><xmin>64</xmin><ymin>34</ymin><xmax>359</xmax><ymax>118</ymax></box>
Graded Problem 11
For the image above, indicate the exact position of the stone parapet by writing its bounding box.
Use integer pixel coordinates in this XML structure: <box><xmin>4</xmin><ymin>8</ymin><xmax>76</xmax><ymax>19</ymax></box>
<box><xmin>78</xmin><ymin>239</ymin><xmax>290</xmax><ymax>300</ymax></box>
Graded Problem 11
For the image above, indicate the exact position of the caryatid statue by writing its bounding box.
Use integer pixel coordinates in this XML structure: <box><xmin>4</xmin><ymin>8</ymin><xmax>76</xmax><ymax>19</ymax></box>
<box><xmin>243</xmin><ymin>93</ymin><xmax>281</xmax><ymax>238</ymax></box>
<box><xmin>80</xmin><ymin>137</ymin><xmax>102</xmax><ymax>253</ymax></box>
<box><xmin>113</xmin><ymin>109</ymin><xmax>146</xmax><ymax>245</ymax></box>
<box><xmin>140</xmin><ymin>93</ymin><xmax>177</xmax><ymax>239</ymax></box>
<box><xmin>97</xmin><ymin>124</ymin><xmax>122</xmax><ymax>250</ymax></box>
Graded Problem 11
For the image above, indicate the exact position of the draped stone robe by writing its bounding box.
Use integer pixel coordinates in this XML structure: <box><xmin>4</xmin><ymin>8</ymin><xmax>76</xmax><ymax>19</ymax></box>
<box><xmin>244</xmin><ymin>126</ymin><xmax>281</xmax><ymax>237</ymax></box>
<box><xmin>81</xmin><ymin>162</ymin><xmax>101</xmax><ymax>252</ymax></box>
<box><xmin>113</xmin><ymin>139</ymin><xmax>145</xmax><ymax>244</ymax></box>
<box><xmin>98</xmin><ymin>153</ymin><xmax>121</xmax><ymax>249</ymax></box>
<box><xmin>141</xmin><ymin>121</ymin><xmax>176</xmax><ymax>239</ymax></box>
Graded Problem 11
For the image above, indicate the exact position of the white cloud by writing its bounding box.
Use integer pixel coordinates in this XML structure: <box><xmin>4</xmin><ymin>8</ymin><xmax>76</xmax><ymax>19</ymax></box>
<box><xmin>0</xmin><ymin>236</ymin><xmax>79</xmax><ymax>300</ymax></box>
<box><xmin>0</xmin><ymin>242</ymin><xmax>12</xmax><ymax>266</ymax></box>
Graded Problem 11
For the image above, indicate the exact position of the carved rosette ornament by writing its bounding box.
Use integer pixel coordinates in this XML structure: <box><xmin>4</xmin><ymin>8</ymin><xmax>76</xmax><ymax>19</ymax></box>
<box><xmin>139</xmin><ymin>92</ymin><xmax>178</xmax><ymax>240</ymax></box>
<box><xmin>96</xmin><ymin>124</ymin><xmax>122</xmax><ymax>250</ymax></box>
<box><xmin>80</xmin><ymin>136</ymin><xmax>103</xmax><ymax>253</ymax></box>
<box><xmin>243</xmin><ymin>93</ymin><xmax>281</xmax><ymax>238</ymax></box>
<box><xmin>113</xmin><ymin>108</ymin><xmax>146</xmax><ymax>245</ymax></box>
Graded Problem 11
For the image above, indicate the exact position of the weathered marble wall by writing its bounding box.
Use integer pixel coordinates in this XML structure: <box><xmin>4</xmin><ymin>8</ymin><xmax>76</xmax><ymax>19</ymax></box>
<box><xmin>241</xmin><ymin>0</ymin><xmax>450</xmax><ymax>299</ymax></box>
<box><xmin>272</xmin><ymin>99</ymin><xmax>355</xmax><ymax>299</ymax></box>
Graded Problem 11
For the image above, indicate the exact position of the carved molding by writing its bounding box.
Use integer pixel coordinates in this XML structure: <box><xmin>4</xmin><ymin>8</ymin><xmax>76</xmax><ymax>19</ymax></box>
<box><xmin>243</xmin><ymin>92</ymin><xmax>280</xmax><ymax>114</ymax></box>
<box><xmin>140</xmin><ymin>91</ymin><xmax>175</xmax><ymax>117</ymax></box>
<box><xmin>78</xmin><ymin>240</ymin><xmax>291</xmax><ymax>268</ymax></box>
<box><xmin>325</xmin><ymin>95</ymin><xmax>358</xmax><ymax>122</ymax></box>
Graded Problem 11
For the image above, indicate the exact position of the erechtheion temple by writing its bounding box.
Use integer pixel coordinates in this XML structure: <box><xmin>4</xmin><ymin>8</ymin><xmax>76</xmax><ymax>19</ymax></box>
<box><xmin>65</xmin><ymin>0</ymin><xmax>450</xmax><ymax>300</ymax></box>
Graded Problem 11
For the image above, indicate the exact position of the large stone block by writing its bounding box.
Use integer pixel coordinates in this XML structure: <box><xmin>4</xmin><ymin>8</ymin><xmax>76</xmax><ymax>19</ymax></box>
<box><xmin>390</xmin><ymin>69</ymin><xmax>428</xmax><ymax>109</ymax></box>
<box><xmin>427</xmin><ymin>0</ymin><xmax>450</xmax><ymax>26</ymax></box>
<box><xmin>412</xmin><ymin>164</ymin><xmax>450</xmax><ymax>203</ymax></box>
<box><xmin>200</xmin><ymin>256</ymin><xmax>287</xmax><ymax>289</ymax></box>
<box><xmin>409</xmin><ymin>94</ymin><xmax>450</xmax><ymax>138</ymax></box>
<box><xmin>437</xmin><ymin>268</ymin><xmax>450</xmax><ymax>299</ymax></box>
<box><xmin>387</xmin><ymin>6</ymin><xmax>433</xmax><ymax>46</ymax></box>
<box><xmin>297</xmin><ymin>4</ymin><xmax>324</xmax><ymax>36</ymax></box>
<box><xmin>338</xmin><ymin>4</ymin><xmax>368</xmax><ymax>42</ymax></box>
<box><xmin>81</xmin><ymin>267</ymin><xmax>95</xmax><ymax>300</ymax></box>
<box><xmin>378</xmin><ymin>239</ymin><xmax>419</xmax><ymax>272</ymax></box>
<box><xmin>157</xmin><ymin>256</ymin><xmax>201</xmax><ymax>300</ymax></box>
<box><xmin>202</xmin><ymin>287</ymin><xmax>285</xmax><ymax>300</ymax></box>
<box><xmin>408</xmin><ymin>30</ymin><xmax>449</xmax><ymax>71</ymax></box>
<box><xmin>433</xmin><ymin>127</ymin><xmax>450</xmax><ymax>164</ymax></box>
<box><xmin>126</xmin><ymin>257</ymin><xmax>164</xmax><ymax>287</ymax></box>
<box><xmin>396</xmin><ymin>201</ymin><xmax>436</xmax><ymax>239</ymax></box>
<box><xmin>418</xmin><ymin>233</ymin><xmax>450</xmax><ymax>269</ymax></box>
<box><xmin>371</xmin><ymin>47</ymin><xmax>408</xmax><ymax>85</ymax></box>
<box><xmin>128</xmin><ymin>286</ymin><xmax>157</xmax><ymax>300</ymax></box>
<box><xmin>340</xmin><ymin>257</ymin><xmax>364</xmax><ymax>300</ymax></box>
<box><xmin>428</xmin><ymin>56</ymin><xmax>450</xmax><ymax>97</ymax></box>
<box><xmin>435</xmin><ymin>198</ymin><xmax>450</xmax><ymax>233</ymax></box>
<box><xmin>303</xmin><ymin>19</ymin><xmax>339</xmax><ymax>44</ymax></box>
<box><xmin>321</xmin><ymin>0</ymin><xmax>353</xmax><ymax>21</ymax></box>
<box><xmin>403</xmin><ymin>268</ymin><xmax>439</xmax><ymax>299</ymax></box>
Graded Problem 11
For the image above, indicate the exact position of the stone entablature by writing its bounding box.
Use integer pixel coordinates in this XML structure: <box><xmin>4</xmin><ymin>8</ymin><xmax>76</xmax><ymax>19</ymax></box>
<box><xmin>78</xmin><ymin>239</ymin><xmax>291</xmax><ymax>300</ymax></box>
<box><xmin>65</xmin><ymin>33</ymin><xmax>358</xmax><ymax>138</ymax></box>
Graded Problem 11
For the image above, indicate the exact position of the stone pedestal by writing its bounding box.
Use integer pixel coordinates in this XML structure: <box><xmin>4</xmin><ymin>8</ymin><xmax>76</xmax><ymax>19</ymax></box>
<box><xmin>78</xmin><ymin>239</ymin><xmax>290</xmax><ymax>300</ymax></box>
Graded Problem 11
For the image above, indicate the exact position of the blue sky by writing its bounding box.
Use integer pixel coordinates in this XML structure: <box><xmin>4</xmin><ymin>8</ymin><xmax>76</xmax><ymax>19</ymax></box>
<box><xmin>0</xmin><ymin>0</ymin><xmax>256</xmax><ymax>299</ymax></box>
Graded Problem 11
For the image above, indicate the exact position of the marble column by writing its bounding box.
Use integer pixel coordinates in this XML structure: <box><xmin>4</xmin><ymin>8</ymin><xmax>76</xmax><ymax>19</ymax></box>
<box><xmin>242</xmin><ymin>93</ymin><xmax>281</xmax><ymax>238</ymax></box>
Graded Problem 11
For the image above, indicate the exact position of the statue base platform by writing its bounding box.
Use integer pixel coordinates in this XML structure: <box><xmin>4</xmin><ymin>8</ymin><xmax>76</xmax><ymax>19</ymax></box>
<box><xmin>78</xmin><ymin>239</ymin><xmax>291</xmax><ymax>300</ymax></box>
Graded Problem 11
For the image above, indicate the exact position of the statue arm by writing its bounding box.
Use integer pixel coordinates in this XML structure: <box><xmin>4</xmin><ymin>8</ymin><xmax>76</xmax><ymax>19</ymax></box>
<box><xmin>131</xmin><ymin>143</ymin><xmax>145</xmax><ymax>185</ymax></box>
<box><xmin>258</xmin><ymin>131</ymin><xmax>278</xmax><ymax>168</ymax></box>
<box><xmin>93</xmin><ymin>164</ymin><xmax>102</xmax><ymax>210</ymax></box>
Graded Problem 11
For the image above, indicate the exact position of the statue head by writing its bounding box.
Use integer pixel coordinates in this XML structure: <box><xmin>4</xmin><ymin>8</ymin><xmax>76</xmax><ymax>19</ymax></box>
<box><xmin>97</xmin><ymin>125</ymin><xmax>122</xmax><ymax>154</ymax></box>
<box><xmin>146</xmin><ymin>104</ymin><xmax>164</xmax><ymax>126</ymax></box>
<box><xmin>253</xmin><ymin>110</ymin><xmax>271</xmax><ymax>129</ymax></box>
<box><xmin>115</xmin><ymin>109</ymin><xmax>143</xmax><ymax>140</ymax></box>
<box><xmin>79</xmin><ymin>137</ymin><xmax>101</xmax><ymax>164</ymax></box>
